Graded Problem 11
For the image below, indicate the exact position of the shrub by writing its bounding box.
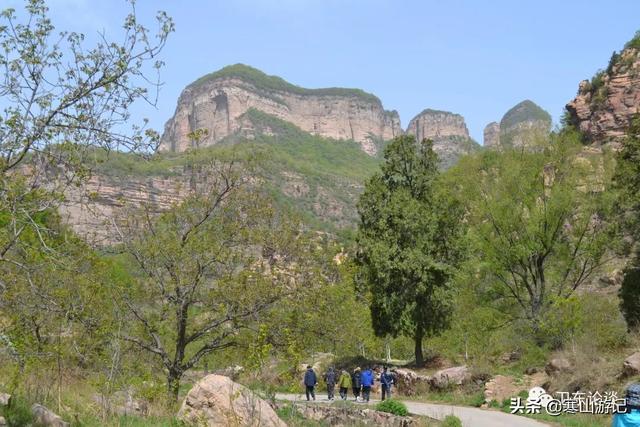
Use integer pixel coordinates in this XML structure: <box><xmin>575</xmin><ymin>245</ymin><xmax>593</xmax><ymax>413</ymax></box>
<box><xmin>442</xmin><ymin>415</ymin><xmax>463</xmax><ymax>427</ymax></box>
<box><xmin>1</xmin><ymin>396</ymin><xmax>34</xmax><ymax>427</ymax></box>
<box><xmin>468</xmin><ymin>392</ymin><xmax>486</xmax><ymax>408</ymax></box>
<box><xmin>375</xmin><ymin>399</ymin><xmax>409</xmax><ymax>416</ymax></box>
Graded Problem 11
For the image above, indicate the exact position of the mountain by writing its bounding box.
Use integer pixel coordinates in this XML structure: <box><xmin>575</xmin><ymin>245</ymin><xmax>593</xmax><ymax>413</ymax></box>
<box><xmin>482</xmin><ymin>100</ymin><xmax>552</xmax><ymax>149</ymax></box>
<box><xmin>159</xmin><ymin>64</ymin><xmax>402</xmax><ymax>156</ymax></box>
<box><xmin>566</xmin><ymin>33</ymin><xmax>640</xmax><ymax>147</ymax></box>
<box><xmin>61</xmin><ymin>113</ymin><xmax>382</xmax><ymax>243</ymax></box>
<box><xmin>405</xmin><ymin>109</ymin><xmax>480</xmax><ymax>168</ymax></box>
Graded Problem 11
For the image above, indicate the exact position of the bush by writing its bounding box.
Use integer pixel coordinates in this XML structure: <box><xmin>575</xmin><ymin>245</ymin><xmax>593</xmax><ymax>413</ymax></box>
<box><xmin>1</xmin><ymin>396</ymin><xmax>34</xmax><ymax>427</ymax></box>
<box><xmin>375</xmin><ymin>399</ymin><xmax>408</xmax><ymax>416</ymax></box>
<box><xmin>442</xmin><ymin>415</ymin><xmax>463</xmax><ymax>427</ymax></box>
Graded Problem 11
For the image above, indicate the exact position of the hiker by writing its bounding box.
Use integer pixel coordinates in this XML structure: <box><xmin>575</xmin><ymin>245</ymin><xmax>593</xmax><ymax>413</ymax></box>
<box><xmin>303</xmin><ymin>365</ymin><xmax>317</xmax><ymax>401</ymax></box>
<box><xmin>361</xmin><ymin>366</ymin><xmax>374</xmax><ymax>402</ymax></box>
<box><xmin>380</xmin><ymin>366</ymin><xmax>395</xmax><ymax>400</ymax></box>
<box><xmin>613</xmin><ymin>383</ymin><xmax>640</xmax><ymax>427</ymax></box>
<box><xmin>351</xmin><ymin>367</ymin><xmax>362</xmax><ymax>401</ymax></box>
<box><xmin>338</xmin><ymin>369</ymin><xmax>352</xmax><ymax>400</ymax></box>
<box><xmin>324</xmin><ymin>366</ymin><xmax>337</xmax><ymax>401</ymax></box>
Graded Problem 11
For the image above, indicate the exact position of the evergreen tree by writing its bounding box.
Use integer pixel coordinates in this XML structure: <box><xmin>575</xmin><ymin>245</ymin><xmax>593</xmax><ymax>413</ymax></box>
<box><xmin>355</xmin><ymin>135</ymin><xmax>464</xmax><ymax>366</ymax></box>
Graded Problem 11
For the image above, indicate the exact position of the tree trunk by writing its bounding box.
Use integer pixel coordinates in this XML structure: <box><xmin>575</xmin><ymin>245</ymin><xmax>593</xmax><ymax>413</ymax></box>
<box><xmin>167</xmin><ymin>371</ymin><xmax>181</xmax><ymax>403</ymax></box>
<box><xmin>414</xmin><ymin>324</ymin><xmax>424</xmax><ymax>367</ymax></box>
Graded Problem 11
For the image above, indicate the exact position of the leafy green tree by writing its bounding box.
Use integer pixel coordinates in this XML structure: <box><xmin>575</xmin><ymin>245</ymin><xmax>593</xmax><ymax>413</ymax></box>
<box><xmin>0</xmin><ymin>0</ymin><xmax>173</xmax><ymax>267</ymax></box>
<box><xmin>450</xmin><ymin>133</ymin><xmax>614</xmax><ymax>339</ymax></box>
<box><xmin>0</xmin><ymin>0</ymin><xmax>173</xmax><ymax>398</ymax></box>
<box><xmin>114</xmin><ymin>160</ymin><xmax>318</xmax><ymax>402</ymax></box>
<box><xmin>355</xmin><ymin>135</ymin><xmax>465</xmax><ymax>366</ymax></box>
<box><xmin>614</xmin><ymin>116</ymin><xmax>640</xmax><ymax>328</ymax></box>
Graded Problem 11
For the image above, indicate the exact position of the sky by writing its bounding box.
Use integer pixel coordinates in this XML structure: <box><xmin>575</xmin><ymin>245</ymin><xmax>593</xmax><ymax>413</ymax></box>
<box><xmin>12</xmin><ymin>0</ymin><xmax>640</xmax><ymax>143</ymax></box>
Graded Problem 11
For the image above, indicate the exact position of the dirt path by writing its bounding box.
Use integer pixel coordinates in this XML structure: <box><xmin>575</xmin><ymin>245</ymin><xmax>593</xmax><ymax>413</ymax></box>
<box><xmin>275</xmin><ymin>393</ymin><xmax>551</xmax><ymax>427</ymax></box>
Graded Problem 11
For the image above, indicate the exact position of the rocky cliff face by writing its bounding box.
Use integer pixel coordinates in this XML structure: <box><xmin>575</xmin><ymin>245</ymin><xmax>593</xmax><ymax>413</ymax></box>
<box><xmin>483</xmin><ymin>122</ymin><xmax>500</xmax><ymax>148</ymax></box>
<box><xmin>59</xmin><ymin>174</ymin><xmax>188</xmax><ymax>245</ymax></box>
<box><xmin>406</xmin><ymin>109</ymin><xmax>480</xmax><ymax>168</ymax></box>
<box><xmin>160</xmin><ymin>64</ymin><xmax>402</xmax><ymax>156</ymax></box>
<box><xmin>566</xmin><ymin>41</ymin><xmax>640</xmax><ymax>147</ymax></box>
<box><xmin>483</xmin><ymin>100</ymin><xmax>551</xmax><ymax>149</ymax></box>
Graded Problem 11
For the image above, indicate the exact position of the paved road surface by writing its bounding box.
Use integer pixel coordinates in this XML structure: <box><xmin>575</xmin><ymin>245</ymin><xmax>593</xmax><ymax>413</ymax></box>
<box><xmin>276</xmin><ymin>393</ymin><xmax>550</xmax><ymax>427</ymax></box>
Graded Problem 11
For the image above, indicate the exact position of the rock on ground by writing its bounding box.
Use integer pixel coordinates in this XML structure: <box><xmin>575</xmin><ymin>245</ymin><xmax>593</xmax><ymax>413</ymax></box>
<box><xmin>623</xmin><ymin>352</ymin><xmax>640</xmax><ymax>376</ymax></box>
<box><xmin>545</xmin><ymin>358</ymin><xmax>572</xmax><ymax>376</ymax></box>
<box><xmin>0</xmin><ymin>393</ymin><xmax>10</xmax><ymax>407</ymax></box>
<box><xmin>178</xmin><ymin>374</ymin><xmax>286</xmax><ymax>427</ymax></box>
<box><xmin>0</xmin><ymin>415</ymin><xmax>6</xmax><ymax>426</ymax></box>
<box><xmin>392</xmin><ymin>368</ymin><xmax>430</xmax><ymax>396</ymax></box>
<box><xmin>429</xmin><ymin>366</ymin><xmax>471</xmax><ymax>390</ymax></box>
<box><xmin>31</xmin><ymin>404</ymin><xmax>70</xmax><ymax>427</ymax></box>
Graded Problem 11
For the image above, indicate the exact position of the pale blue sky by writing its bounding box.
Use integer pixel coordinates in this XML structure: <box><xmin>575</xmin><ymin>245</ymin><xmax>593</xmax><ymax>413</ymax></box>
<box><xmin>14</xmin><ymin>0</ymin><xmax>640</xmax><ymax>143</ymax></box>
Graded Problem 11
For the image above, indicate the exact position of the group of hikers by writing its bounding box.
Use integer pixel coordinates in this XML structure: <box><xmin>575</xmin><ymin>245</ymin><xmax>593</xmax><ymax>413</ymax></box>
<box><xmin>303</xmin><ymin>365</ymin><xmax>396</xmax><ymax>402</ymax></box>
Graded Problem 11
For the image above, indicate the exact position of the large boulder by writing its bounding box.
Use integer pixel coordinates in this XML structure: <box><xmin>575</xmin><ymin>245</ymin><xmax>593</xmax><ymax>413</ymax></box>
<box><xmin>178</xmin><ymin>374</ymin><xmax>285</xmax><ymax>427</ymax></box>
<box><xmin>31</xmin><ymin>404</ymin><xmax>70</xmax><ymax>427</ymax></box>
<box><xmin>429</xmin><ymin>366</ymin><xmax>471</xmax><ymax>390</ymax></box>
<box><xmin>623</xmin><ymin>352</ymin><xmax>640</xmax><ymax>377</ymax></box>
<box><xmin>392</xmin><ymin>368</ymin><xmax>430</xmax><ymax>396</ymax></box>
<box><xmin>545</xmin><ymin>357</ymin><xmax>572</xmax><ymax>376</ymax></box>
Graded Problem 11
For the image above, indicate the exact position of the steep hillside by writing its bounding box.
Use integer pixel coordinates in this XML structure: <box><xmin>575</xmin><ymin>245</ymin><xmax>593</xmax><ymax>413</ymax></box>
<box><xmin>566</xmin><ymin>32</ymin><xmax>640</xmax><ymax>147</ymax></box>
<box><xmin>159</xmin><ymin>64</ymin><xmax>402</xmax><ymax>155</ymax></box>
<box><xmin>61</xmin><ymin>113</ymin><xmax>381</xmax><ymax>243</ymax></box>
<box><xmin>406</xmin><ymin>109</ymin><xmax>480</xmax><ymax>168</ymax></box>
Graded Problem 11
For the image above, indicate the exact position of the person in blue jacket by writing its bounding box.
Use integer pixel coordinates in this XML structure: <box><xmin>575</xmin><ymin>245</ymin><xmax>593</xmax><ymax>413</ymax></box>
<box><xmin>303</xmin><ymin>365</ymin><xmax>317</xmax><ymax>401</ymax></box>
<box><xmin>380</xmin><ymin>366</ymin><xmax>395</xmax><ymax>401</ymax></box>
<box><xmin>360</xmin><ymin>366</ymin><xmax>374</xmax><ymax>402</ymax></box>
<box><xmin>613</xmin><ymin>383</ymin><xmax>640</xmax><ymax>427</ymax></box>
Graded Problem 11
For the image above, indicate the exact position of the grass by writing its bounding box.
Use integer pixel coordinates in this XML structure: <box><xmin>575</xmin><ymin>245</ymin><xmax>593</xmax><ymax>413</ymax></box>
<box><xmin>407</xmin><ymin>389</ymin><xmax>486</xmax><ymax>408</ymax></box>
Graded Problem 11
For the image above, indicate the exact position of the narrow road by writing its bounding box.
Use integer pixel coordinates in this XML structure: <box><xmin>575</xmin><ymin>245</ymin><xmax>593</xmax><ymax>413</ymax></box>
<box><xmin>275</xmin><ymin>393</ymin><xmax>550</xmax><ymax>427</ymax></box>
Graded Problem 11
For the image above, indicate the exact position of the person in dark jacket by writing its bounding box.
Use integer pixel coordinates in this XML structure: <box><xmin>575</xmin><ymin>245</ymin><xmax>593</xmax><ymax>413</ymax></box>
<box><xmin>303</xmin><ymin>365</ymin><xmax>317</xmax><ymax>401</ymax></box>
<box><xmin>351</xmin><ymin>367</ymin><xmax>362</xmax><ymax>401</ymax></box>
<box><xmin>361</xmin><ymin>366</ymin><xmax>374</xmax><ymax>402</ymax></box>
<box><xmin>324</xmin><ymin>366</ymin><xmax>337</xmax><ymax>400</ymax></box>
<box><xmin>380</xmin><ymin>366</ymin><xmax>395</xmax><ymax>400</ymax></box>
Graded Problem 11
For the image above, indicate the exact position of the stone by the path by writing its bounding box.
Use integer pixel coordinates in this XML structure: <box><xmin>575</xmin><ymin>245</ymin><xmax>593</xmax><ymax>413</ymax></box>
<box><xmin>0</xmin><ymin>416</ymin><xmax>6</xmax><ymax>426</ymax></box>
<box><xmin>429</xmin><ymin>366</ymin><xmax>471</xmax><ymax>390</ymax></box>
<box><xmin>623</xmin><ymin>352</ymin><xmax>640</xmax><ymax>377</ymax></box>
<box><xmin>0</xmin><ymin>393</ymin><xmax>10</xmax><ymax>407</ymax></box>
<box><xmin>31</xmin><ymin>404</ymin><xmax>70</xmax><ymax>427</ymax></box>
<box><xmin>178</xmin><ymin>374</ymin><xmax>285</xmax><ymax>427</ymax></box>
<box><xmin>392</xmin><ymin>368</ymin><xmax>430</xmax><ymax>396</ymax></box>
